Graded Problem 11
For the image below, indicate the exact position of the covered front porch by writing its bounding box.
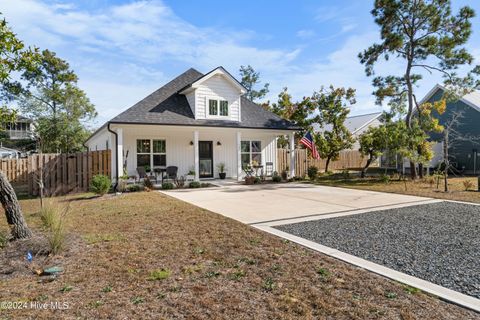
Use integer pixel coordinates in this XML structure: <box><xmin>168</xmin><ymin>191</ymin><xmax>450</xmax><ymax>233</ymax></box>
<box><xmin>109</xmin><ymin>124</ymin><xmax>295</xmax><ymax>182</ymax></box>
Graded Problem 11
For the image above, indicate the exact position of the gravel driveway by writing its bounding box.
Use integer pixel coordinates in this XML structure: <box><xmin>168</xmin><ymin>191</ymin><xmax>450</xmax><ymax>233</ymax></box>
<box><xmin>275</xmin><ymin>201</ymin><xmax>480</xmax><ymax>299</ymax></box>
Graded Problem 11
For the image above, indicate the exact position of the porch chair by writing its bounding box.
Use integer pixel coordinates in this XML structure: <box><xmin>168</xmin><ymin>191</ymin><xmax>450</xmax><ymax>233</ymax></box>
<box><xmin>136</xmin><ymin>167</ymin><xmax>155</xmax><ymax>183</ymax></box>
<box><xmin>164</xmin><ymin>166</ymin><xmax>178</xmax><ymax>182</ymax></box>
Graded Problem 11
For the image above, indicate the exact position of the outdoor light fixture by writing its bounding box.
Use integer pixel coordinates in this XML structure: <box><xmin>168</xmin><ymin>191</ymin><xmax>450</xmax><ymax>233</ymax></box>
<box><xmin>217</xmin><ymin>141</ymin><xmax>222</xmax><ymax>146</ymax></box>
<box><xmin>189</xmin><ymin>141</ymin><xmax>194</xmax><ymax>146</ymax></box>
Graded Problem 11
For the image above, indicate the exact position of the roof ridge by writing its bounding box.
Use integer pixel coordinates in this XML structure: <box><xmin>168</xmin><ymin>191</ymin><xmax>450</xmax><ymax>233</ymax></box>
<box><xmin>347</xmin><ymin>111</ymin><xmax>382</xmax><ymax>119</ymax></box>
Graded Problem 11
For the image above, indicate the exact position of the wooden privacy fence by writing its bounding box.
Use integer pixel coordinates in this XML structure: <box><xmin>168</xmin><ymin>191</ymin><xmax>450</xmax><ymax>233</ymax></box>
<box><xmin>0</xmin><ymin>150</ymin><xmax>111</xmax><ymax>196</ymax></box>
<box><xmin>277</xmin><ymin>148</ymin><xmax>368</xmax><ymax>176</ymax></box>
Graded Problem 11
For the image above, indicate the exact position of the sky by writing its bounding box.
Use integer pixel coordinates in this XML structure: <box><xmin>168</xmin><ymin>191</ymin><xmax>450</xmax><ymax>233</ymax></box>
<box><xmin>2</xmin><ymin>0</ymin><xmax>480</xmax><ymax>127</ymax></box>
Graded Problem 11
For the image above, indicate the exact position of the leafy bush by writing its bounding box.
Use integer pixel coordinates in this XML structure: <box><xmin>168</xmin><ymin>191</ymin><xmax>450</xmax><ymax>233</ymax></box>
<box><xmin>189</xmin><ymin>181</ymin><xmax>201</xmax><ymax>188</ymax></box>
<box><xmin>143</xmin><ymin>176</ymin><xmax>153</xmax><ymax>189</ymax></box>
<box><xmin>254</xmin><ymin>177</ymin><xmax>261</xmax><ymax>184</ymax></box>
<box><xmin>90</xmin><ymin>175</ymin><xmax>111</xmax><ymax>195</ymax></box>
<box><xmin>162</xmin><ymin>182</ymin><xmax>174</xmax><ymax>190</ymax></box>
<box><xmin>127</xmin><ymin>184</ymin><xmax>143</xmax><ymax>192</ymax></box>
<box><xmin>380</xmin><ymin>174</ymin><xmax>390</xmax><ymax>184</ymax></box>
<box><xmin>463</xmin><ymin>179</ymin><xmax>474</xmax><ymax>191</ymax></box>
<box><xmin>341</xmin><ymin>169</ymin><xmax>350</xmax><ymax>180</ymax></box>
<box><xmin>272</xmin><ymin>175</ymin><xmax>282</xmax><ymax>183</ymax></box>
<box><xmin>307</xmin><ymin>166</ymin><xmax>318</xmax><ymax>180</ymax></box>
<box><xmin>40</xmin><ymin>202</ymin><xmax>67</xmax><ymax>255</ymax></box>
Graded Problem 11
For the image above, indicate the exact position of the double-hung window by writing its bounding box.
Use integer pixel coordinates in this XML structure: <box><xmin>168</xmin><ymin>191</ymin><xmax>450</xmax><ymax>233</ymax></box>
<box><xmin>208</xmin><ymin>99</ymin><xmax>228</xmax><ymax>117</ymax></box>
<box><xmin>240</xmin><ymin>140</ymin><xmax>262</xmax><ymax>167</ymax></box>
<box><xmin>137</xmin><ymin>139</ymin><xmax>166</xmax><ymax>169</ymax></box>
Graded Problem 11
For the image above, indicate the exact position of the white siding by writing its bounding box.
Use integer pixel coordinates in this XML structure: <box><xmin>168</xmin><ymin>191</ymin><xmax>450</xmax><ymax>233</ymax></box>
<box><xmin>195</xmin><ymin>74</ymin><xmax>241</xmax><ymax>121</ymax></box>
<box><xmin>113</xmin><ymin>124</ymin><xmax>282</xmax><ymax>179</ymax></box>
<box><xmin>86</xmin><ymin>127</ymin><xmax>111</xmax><ymax>152</ymax></box>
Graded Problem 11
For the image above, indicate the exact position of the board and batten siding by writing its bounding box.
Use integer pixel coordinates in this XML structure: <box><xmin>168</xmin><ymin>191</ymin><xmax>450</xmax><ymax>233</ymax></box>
<box><xmin>102</xmin><ymin>125</ymin><xmax>281</xmax><ymax>179</ymax></box>
<box><xmin>194</xmin><ymin>74</ymin><xmax>241</xmax><ymax>121</ymax></box>
<box><xmin>87</xmin><ymin>127</ymin><xmax>111</xmax><ymax>152</ymax></box>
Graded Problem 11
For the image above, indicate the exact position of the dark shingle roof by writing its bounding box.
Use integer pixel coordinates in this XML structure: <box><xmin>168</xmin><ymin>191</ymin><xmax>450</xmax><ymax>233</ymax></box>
<box><xmin>109</xmin><ymin>68</ymin><xmax>298</xmax><ymax>130</ymax></box>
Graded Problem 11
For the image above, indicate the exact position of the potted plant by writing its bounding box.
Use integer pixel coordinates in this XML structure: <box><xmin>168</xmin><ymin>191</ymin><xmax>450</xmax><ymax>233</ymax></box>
<box><xmin>186</xmin><ymin>169</ymin><xmax>195</xmax><ymax>182</ymax></box>
<box><xmin>217</xmin><ymin>163</ymin><xmax>226</xmax><ymax>179</ymax></box>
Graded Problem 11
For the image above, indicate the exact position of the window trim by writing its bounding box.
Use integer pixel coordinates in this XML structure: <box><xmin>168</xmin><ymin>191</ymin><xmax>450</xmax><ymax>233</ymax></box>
<box><xmin>207</xmin><ymin>98</ymin><xmax>229</xmax><ymax>118</ymax></box>
<box><xmin>136</xmin><ymin>139</ymin><xmax>167</xmax><ymax>169</ymax></box>
<box><xmin>240</xmin><ymin>140</ymin><xmax>262</xmax><ymax>167</ymax></box>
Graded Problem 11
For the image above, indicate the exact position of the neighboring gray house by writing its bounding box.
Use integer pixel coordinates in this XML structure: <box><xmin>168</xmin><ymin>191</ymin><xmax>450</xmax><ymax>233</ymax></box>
<box><xmin>86</xmin><ymin>67</ymin><xmax>299</xmax><ymax>181</ymax></box>
<box><xmin>416</xmin><ymin>84</ymin><xmax>480</xmax><ymax>174</ymax></box>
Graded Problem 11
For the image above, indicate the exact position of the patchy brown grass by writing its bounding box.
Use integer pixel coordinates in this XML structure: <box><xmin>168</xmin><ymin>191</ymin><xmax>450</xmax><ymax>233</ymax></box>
<box><xmin>315</xmin><ymin>175</ymin><xmax>480</xmax><ymax>203</ymax></box>
<box><xmin>0</xmin><ymin>192</ymin><xmax>478</xmax><ymax>319</ymax></box>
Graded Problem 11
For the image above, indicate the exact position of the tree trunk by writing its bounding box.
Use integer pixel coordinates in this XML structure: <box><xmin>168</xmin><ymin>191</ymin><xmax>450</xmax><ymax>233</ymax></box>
<box><xmin>0</xmin><ymin>171</ymin><xmax>33</xmax><ymax>239</ymax></box>
<box><xmin>418</xmin><ymin>163</ymin><xmax>424</xmax><ymax>179</ymax></box>
<box><xmin>361</xmin><ymin>156</ymin><xmax>373</xmax><ymax>178</ymax></box>
<box><xmin>409</xmin><ymin>161</ymin><xmax>417</xmax><ymax>180</ymax></box>
<box><xmin>325</xmin><ymin>157</ymin><xmax>331</xmax><ymax>173</ymax></box>
<box><xmin>444</xmin><ymin>132</ymin><xmax>449</xmax><ymax>192</ymax></box>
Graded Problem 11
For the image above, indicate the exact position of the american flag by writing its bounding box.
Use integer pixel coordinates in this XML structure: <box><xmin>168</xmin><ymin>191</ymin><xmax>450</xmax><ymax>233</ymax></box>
<box><xmin>300</xmin><ymin>131</ymin><xmax>320</xmax><ymax>159</ymax></box>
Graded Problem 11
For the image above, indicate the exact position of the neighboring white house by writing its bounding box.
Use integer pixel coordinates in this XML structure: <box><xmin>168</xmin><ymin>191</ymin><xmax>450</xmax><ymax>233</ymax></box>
<box><xmin>86</xmin><ymin>67</ymin><xmax>298</xmax><ymax>181</ymax></box>
<box><xmin>313</xmin><ymin>112</ymin><xmax>383</xmax><ymax>150</ymax></box>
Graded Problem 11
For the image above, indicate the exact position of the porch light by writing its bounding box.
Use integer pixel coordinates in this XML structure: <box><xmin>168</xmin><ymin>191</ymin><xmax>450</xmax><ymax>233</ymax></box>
<box><xmin>217</xmin><ymin>141</ymin><xmax>222</xmax><ymax>146</ymax></box>
<box><xmin>189</xmin><ymin>141</ymin><xmax>194</xmax><ymax>146</ymax></box>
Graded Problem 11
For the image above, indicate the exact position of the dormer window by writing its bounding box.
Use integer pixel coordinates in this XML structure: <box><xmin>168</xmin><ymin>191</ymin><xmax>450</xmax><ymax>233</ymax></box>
<box><xmin>208</xmin><ymin>99</ymin><xmax>228</xmax><ymax>117</ymax></box>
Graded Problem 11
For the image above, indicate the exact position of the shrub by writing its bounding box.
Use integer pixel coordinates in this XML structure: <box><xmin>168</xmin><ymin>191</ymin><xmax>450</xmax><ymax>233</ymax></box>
<box><xmin>380</xmin><ymin>174</ymin><xmax>390</xmax><ymax>184</ymax></box>
<box><xmin>127</xmin><ymin>184</ymin><xmax>143</xmax><ymax>192</ymax></box>
<box><xmin>272</xmin><ymin>175</ymin><xmax>281</xmax><ymax>183</ymax></box>
<box><xmin>189</xmin><ymin>181</ymin><xmax>201</xmax><ymax>188</ymax></box>
<box><xmin>200</xmin><ymin>183</ymin><xmax>210</xmax><ymax>188</ymax></box>
<box><xmin>341</xmin><ymin>169</ymin><xmax>350</xmax><ymax>180</ymax></box>
<box><xmin>90</xmin><ymin>175</ymin><xmax>111</xmax><ymax>195</ymax></box>
<box><xmin>307</xmin><ymin>166</ymin><xmax>318</xmax><ymax>180</ymax></box>
<box><xmin>174</xmin><ymin>176</ymin><xmax>186</xmax><ymax>188</ymax></box>
<box><xmin>254</xmin><ymin>177</ymin><xmax>261</xmax><ymax>184</ymax></box>
<box><xmin>162</xmin><ymin>182</ymin><xmax>174</xmax><ymax>190</ymax></box>
<box><xmin>143</xmin><ymin>176</ymin><xmax>154</xmax><ymax>189</ymax></box>
<box><xmin>281</xmin><ymin>170</ymin><xmax>288</xmax><ymax>181</ymax></box>
<box><xmin>40</xmin><ymin>202</ymin><xmax>67</xmax><ymax>255</ymax></box>
<box><xmin>463</xmin><ymin>179</ymin><xmax>474</xmax><ymax>191</ymax></box>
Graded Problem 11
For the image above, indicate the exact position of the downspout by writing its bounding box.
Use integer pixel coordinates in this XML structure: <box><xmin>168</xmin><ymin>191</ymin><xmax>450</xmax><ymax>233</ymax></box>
<box><xmin>107</xmin><ymin>122</ymin><xmax>119</xmax><ymax>190</ymax></box>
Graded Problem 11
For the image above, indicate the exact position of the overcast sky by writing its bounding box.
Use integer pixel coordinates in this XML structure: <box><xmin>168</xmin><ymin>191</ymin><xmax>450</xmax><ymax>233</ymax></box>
<box><xmin>2</xmin><ymin>0</ymin><xmax>480</xmax><ymax>127</ymax></box>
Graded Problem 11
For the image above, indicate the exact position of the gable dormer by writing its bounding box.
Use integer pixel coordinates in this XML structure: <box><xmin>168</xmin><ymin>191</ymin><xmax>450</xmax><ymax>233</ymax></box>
<box><xmin>179</xmin><ymin>67</ymin><xmax>246</xmax><ymax>122</ymax></box>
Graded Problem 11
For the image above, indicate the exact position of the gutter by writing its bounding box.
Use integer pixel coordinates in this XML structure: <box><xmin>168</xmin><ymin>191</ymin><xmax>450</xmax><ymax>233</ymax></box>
<box><xmin>107</xmin><ymin>122</ymin><xmax>119</xmax><ymax>190</ymax></box>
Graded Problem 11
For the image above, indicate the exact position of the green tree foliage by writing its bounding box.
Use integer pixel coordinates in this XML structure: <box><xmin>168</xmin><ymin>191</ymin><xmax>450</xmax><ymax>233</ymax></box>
<box><xmin>359</xmin><ymin>0</ymin><xmax>478</xmax><ymax>179</ymax></box>
<box><xmin>239</xmin><ymin>65</ymin><xmax>269</xmax><ymax>102</ymax></box>
<box><xmin>311</xmin><ymin>86</ymin><xmax>355</xmax><ymax>172</ymax></box>
<box><xmin>17</xmin><ymin>49</ymin><xmax>96</xmax><ymax>153</ymax></box>
<box><xmin>265</xmin><ymin>87</ymin><xmax>315</xmax><ymax>147</ymax></box>
<box><xmin>0</xmin><ymin>15</ymin><xmax>38</xmax><ymax>239</ymax></box>
<box><xmin>359</xmin><ymin>125</ymin><xmax>388</xmax><ymax>177</ymax></box>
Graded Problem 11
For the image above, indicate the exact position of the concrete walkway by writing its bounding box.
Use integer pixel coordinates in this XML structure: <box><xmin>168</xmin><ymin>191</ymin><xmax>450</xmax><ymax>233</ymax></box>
<box><xmin>160</xmin><ymin>183</ymin><xmax>433</xmax><ymax>224</ymax></box>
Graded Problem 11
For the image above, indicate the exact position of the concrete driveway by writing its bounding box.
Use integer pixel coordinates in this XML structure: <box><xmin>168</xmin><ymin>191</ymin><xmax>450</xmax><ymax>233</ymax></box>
<box><xmin>160</xmin><ymin>183</ymin><xmax>433</xmax><ymax>224</ymax></box>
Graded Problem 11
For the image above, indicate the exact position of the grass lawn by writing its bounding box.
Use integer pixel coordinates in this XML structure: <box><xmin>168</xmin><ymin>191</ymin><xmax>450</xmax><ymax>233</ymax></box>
<box><xmin>0</xmin><ymin>192</ymin><xmax>478</xmax><ymax>319</ymax></box>
<box><xmin>313</xmin><ymin>175</ymin><xmax>479</xmax><ymax>204</ymax></box>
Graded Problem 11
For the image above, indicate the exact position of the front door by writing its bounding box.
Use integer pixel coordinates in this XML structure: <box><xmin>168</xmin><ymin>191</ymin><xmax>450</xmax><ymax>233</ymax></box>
<box><xmin>199</xmin><ymin>141</ymin><xmax>213</xmax><ymax>178</ymax></box>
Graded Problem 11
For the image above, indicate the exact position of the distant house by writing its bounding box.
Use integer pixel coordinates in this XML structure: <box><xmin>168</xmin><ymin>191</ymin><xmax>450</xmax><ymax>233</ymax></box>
<box><xmin>86</xmin><ymin>67</ymin><xmax>299</xmax><ymax>181</ymax></box>
<box><xmin>3</xmin><ymin>116</ymin><xmax>35</xmax><ymax>140</ymax></box>
<box><xmin>417</xmin><ymin>84</ymin><xmax>480</xmax><ymax>174</ymax></box>
<box><xmin>313</xmin><ymin>112</ymin><xmax>383</xmax><ymax>150</ymax></box>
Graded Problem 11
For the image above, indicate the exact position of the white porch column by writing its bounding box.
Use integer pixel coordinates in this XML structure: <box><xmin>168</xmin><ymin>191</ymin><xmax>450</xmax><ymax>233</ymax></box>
<box><xmin>289</xmin><ymin>133</ymin><xmax>295</xmax><ymax>178</ymax></box>
<box><xmin>236</xmin><ymin>131</ymin><xmax>242</xmax><ymax>181</ymax></box>
<box><xmin>194</xmin><ymin>130</ymin><xmax>199</xmax><ymax>181</ymax></box>
<box><xmin>116</xmin><ymin>128</ymin><xmax>123</xmax><ymax>181</ymax></box>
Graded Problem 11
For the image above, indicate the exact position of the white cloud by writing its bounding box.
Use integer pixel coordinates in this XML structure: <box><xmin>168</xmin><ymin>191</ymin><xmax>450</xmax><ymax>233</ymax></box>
<box><xmin>296</xmin><ymin>29</ymin><xmax>315</xmax><ymax>39</ymax></box>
